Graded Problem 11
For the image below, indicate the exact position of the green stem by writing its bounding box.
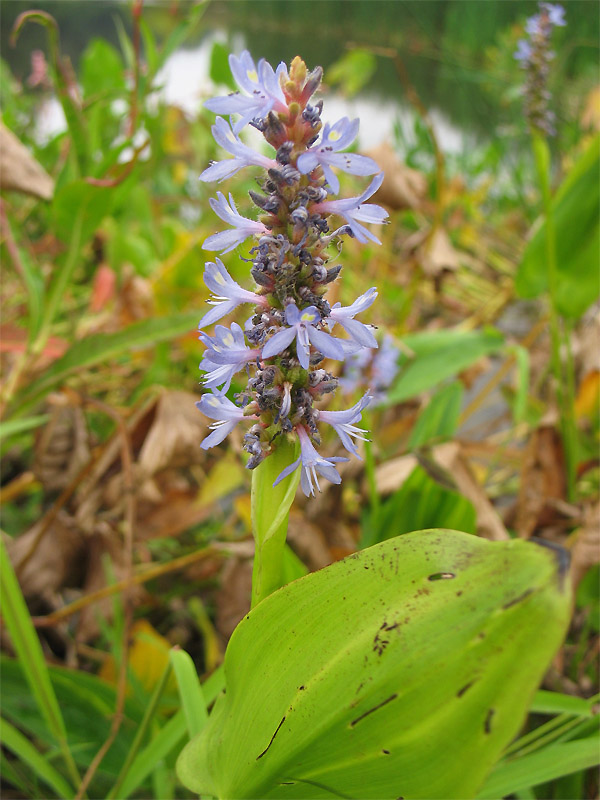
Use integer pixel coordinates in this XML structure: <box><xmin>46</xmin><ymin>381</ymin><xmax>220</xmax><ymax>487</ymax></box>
<box><xmin>363</xmin><ymin>413</ymin><xmax>379</xmax><ymax>515</ymax></box>
<box><xmin>32</xmin><ymin>209</ymin><xmax>85</xmax><ymax>358</ymax></box>
<box><xmin>107</xmin><ymin>662</ymin><xmax>173</xmax><ymax>800</ymax></box>
<box><xmin>531</xmin><ymin>132</ymin><xmax>576</xmax><ymax>500</ymax></box>
<box><xmin>251</xmin><ymin>437</ymin><xmax>300</xmax><ymax>608</ymax></box>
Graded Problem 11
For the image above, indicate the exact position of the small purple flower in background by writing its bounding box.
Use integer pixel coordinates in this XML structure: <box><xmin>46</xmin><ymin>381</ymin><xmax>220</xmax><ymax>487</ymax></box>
<box><xmin>340</xmin><ymin>334</ymin><xmax>401</xmax><ymax>406</ymax></box>
<box><xmin>196</xmin><ymin>52</ymin><xmax>388</xmax><ymax>495</ymax></box>
<box><xmin>313</xmin><ymin>173</ymin><xmax>388</xmax><ymax>244</ymax></box>
<box><xmin>514</xmin><ymin>2</ymin><xmax>566</xmax><ymax>136</ymax></box>
<box><xmin>297</xmin><ymin>117</ymin><xmax>380</xmax><ymax>194</ymax></box>
<box><xmin>203</xmin><ymin>192</ymin><xmax>270</xmax><ymax>253</ymax></box>
<box><xmin>199</xmin><ymin>117</ymin><xmax>278</xmax><ymax>182</ymax></box>
<box><xmin>197</xmin><ymin>393</ymin><xmax>256</xmax><ymax>449</ymax></box>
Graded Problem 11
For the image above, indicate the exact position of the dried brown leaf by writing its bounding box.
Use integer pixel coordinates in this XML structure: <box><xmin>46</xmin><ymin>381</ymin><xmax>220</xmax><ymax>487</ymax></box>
<box><xmin>33</xmin><ymin>396</ymin><xmax>90</xmax><ymax>492</ymax></box>
<box><xmin>515</xmin><ymin>425</ymin><xmax>567</xmax><ymax>538</ymax></box>
<box><xmin>366</xmin><ymin>142</ymin><xmax>427</xmax><ymax>211</ymax></box>
<box><xmin>0</xmin><ymin>122</ymin><xmax>54</xmax><ymax>200</ymax></box>
<box><xmin>6</xmin><ymin>511</ymin><xmax>85</xmax><ymax>598</ymax></box>
<box><xmin>137</xmin><ymin>390</ymin><xmax>206</xmax><ymax>477</ymax></box>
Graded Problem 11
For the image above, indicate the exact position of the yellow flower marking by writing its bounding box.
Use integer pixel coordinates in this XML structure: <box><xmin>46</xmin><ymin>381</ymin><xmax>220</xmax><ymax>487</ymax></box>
<box><xmin>223</xmin><ymin>333</ymin><xmax>235</xmax><ymax>347</ymax></box>
<box><xmin>247</xmin><ymin>69</ymin><xmax>258</xmax><ymax>82</ymax></box>
<box><xmin>208</xmin><ymin>396</ymin><xmax>220</xmax><ymax>406</ymax></box>
<box><xmin>301</xmin><ymin>312</ymin><xmax>314</xmax><ymax>322</ymax></box>
<box><xmin>328</xmin><ymin>130</ymin><xmax>341</xmax><ymax>142</ymax></box>
<box><xmin>214</xmin><ymin>272</ymin><xmax>226</xmax><ymax>285</ymax></box>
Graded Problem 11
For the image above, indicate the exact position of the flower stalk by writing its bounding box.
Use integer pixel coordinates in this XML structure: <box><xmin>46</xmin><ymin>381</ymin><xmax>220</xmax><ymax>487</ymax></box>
<box><xmin>516</xmin><ymin>3</ymin><xmax>577</xmax><ymax>499</ymax></box>
<box><xmin>197</xmin><ymin>52</ymin><xmax>387</xmax><ymax>603</ymax></box>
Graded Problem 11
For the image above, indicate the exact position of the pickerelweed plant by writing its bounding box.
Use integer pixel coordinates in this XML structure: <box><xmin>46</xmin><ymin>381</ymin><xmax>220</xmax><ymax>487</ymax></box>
<box><xmin>196</xmin><ymin>52</ymin><xmax>387</xmax><ymax>606</ymax></box>
<box><xmin>515</xmin><ymin>2</ymin><xmax>578</xmax><ymax>501</ymax></box>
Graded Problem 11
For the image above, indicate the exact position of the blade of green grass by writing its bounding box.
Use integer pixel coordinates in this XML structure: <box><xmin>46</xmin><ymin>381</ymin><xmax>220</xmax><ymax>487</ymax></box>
<box><xmin>116</xmin><ymin>711</ymin><xmax>187</xmax><ymax>800</ymax></box>
<box><xmin>0</xmin><ymin>717</ymin><xmax>74</xmax><ymax>799</ymax></box>
<box><xmin>0</xmin><ymin>536</ymin><xmax>81</xmax><ymax>792</ymax></box>
<box><xmin>107</xmin><ymin>662</ymin><xmax>173</xmax><ymax>800</ymax></box>
<box><xmin>11</xmin><ymin>311</ymin><xmax>199</xmax><ymax>417</ymax></box>
<box><xmin>478</xmin><ymin>738</ymin><xmax>600</xmax><ymax>799</ymax></box>
<box><xmin>530</xmin><ymin>690</ymin><xmax>596</xmax><ymax>717</ymax></box>
<box><xmin>170</xmin><ymin>647</ymin><xmax>208</xmax><ymax>738</ymax></box>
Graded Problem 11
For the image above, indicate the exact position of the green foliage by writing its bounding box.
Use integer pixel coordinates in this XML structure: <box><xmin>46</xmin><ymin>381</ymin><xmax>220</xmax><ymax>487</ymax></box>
<box><xmin>408</xmin><ymin>380</ymin><xmax>464</xmax><ymax>449</ymax></box>
<box><xmin>0</xmin><ymin>537</ymin><xmax>81</xmax><ymax>792</ymax></box>
<box><xmin>177</xmin><ymin>530</ymin><xmax>571</xmax><ymax>799</ymax></box>
<box><xmin>326</xmin><ymin>48</ymin><xmax>377</xmax><ymax>97</ymax></box>
<box><xmin>363</xmin><ymin>464</ymin><xmax>476</xmax><ymax>548</ymax></box>
<box><xmin>385</xmin><ymin>327</ymin><xmax>504</xmax><ymax>405</ymax></box>
<box><xmin>516</xmin><ymin>135</ymin><xmax>600</xmax><ymax>319</ymax></box>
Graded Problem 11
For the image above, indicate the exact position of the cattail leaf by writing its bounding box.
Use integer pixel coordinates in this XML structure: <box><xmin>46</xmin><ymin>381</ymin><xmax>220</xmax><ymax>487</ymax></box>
<box><xmin>177</xmin><ymin>530</ymin><xmax>571</xmax><ymax>800</ymax></box>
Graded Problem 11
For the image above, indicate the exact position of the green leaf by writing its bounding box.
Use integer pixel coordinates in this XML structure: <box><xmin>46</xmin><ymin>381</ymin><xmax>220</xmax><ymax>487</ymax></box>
<box><xmin>177</xmin><ymin>530</ymin><xmax>571</xmax><ymax>799</ymax></box>
<box><xmin>0</xmin><ymin>717</ymin><xmax>75</xmax><ymax>799</ymax></box>
<box><xmin>116</xmin><ymin>711</ymin><xmax>187</xmax><ymax>800</ymax></box>
<box><xmin>11</xmin><ymin>311</ymin><xmax>200</xmax><ymax>416</ymax></box>
<box><xmin>530</xmin><ymin>690</ymin><xmax>595</xmax><ymax>717</ymax></box>
<box><xmin>210</xmin><ymin>41</ymin><xmax>237</xmax><ymax>91</ymax></box>
<box><xmin>385</xmin><ymin>327</ymin><xmax>504</xmax><ymax>405</ymax></box>
<box><xmin>364</xmin><ymin>464</ymin><xmax>476</xmax><ymax>547</ymax></box>
<box><xmin>170</xmin><ymin>648</ymin><xmax>208</xmax><ymax>739</ymax></box>
<box><xmin>516</xmin><ymin>135</ymin><xmax>600</xmax><ymax>319</ymax></box>
<box><xmin>408</xmin><ymin>381</ymin><xmax>464</xmax><ymax>449</ymax></box>
<box><xmin>327</xmin><ymin>49</ymin><xmax>377</xmax><ymax>97</ymax></box>
<box><xmin>1</xmin><ymin>655</ymin><xmax>154</xmax><ymax>796</ymax></box>
<box><xmin>52</xmin><ymin>180</ymin><xmax>112</xmax><ymax>245</ymax></box>
<box><xmin>80</xmin><ymin>38</ymin><xmax>125</xmax><ymax>97</ymax></box>
<box><xmin>0</xmin><ymin>414</ymin><xmax>50</xmax><ymax>442</ymax></box>
<box><xmin>478</xmin><ymin>738</ymin><xmax>600</xmax><ymax>798</ymax></box>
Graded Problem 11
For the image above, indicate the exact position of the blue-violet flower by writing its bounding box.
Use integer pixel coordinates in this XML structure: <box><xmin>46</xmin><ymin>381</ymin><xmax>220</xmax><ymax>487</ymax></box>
<box><xmin>196</xmin><ymin>53</ymin><xmax>388</xmax><ymax>495</ymax></box>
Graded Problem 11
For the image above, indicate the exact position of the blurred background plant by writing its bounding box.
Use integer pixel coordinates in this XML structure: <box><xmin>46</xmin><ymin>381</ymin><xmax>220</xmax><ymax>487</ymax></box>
<box><xmin>0</xmin><ymin>1</ymin><xmax>598</xmax><ymax>798</ymax></box>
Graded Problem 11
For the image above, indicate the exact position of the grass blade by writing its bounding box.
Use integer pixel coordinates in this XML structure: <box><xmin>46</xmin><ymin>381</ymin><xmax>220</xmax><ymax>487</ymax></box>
<box><xmin>0</xmin><ymin>536</ymin><xmax>81</xmax><ymax>791</ymax></box>
<box><xmin>0</xmin><ymin>717</ymin><xmax>74</xmax><ymax>799</ymax></box>
<box><xmin>117</xmin><ymin>711</ymin><xmax>187</xmax><ymax>799</ymax></box>
<box><xmin>170</xmin><ymin>647</ymin><xmax>208</xmax><ymax>738</ymax></box>
<box><xmin>478</xmin><ymin>738</ymin><xmax>600</xmax><ymax>798</ymax></box>
<box><xmin>107</xmin><ymin>661</ymin><xmax>173</xmax><ymax>799</ymax></box>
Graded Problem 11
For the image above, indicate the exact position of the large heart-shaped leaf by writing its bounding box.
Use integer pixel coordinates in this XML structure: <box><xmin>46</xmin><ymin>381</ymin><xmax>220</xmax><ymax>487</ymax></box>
<box><xmin>177</xmin><ymin>530</ymin><xmax>571</xmax><ymax>799</ymax></box>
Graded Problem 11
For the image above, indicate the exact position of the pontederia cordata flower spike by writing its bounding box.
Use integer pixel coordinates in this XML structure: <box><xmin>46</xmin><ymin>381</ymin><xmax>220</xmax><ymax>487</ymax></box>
<box><xmin>196</xmin><ymin>51</ymin><xmax>388</xmax><ymax>496</ymax></box>
<box><xmin>177</xmin><ymin>530</ymin><xmax>571</xmax><ymax>799</ymax></box>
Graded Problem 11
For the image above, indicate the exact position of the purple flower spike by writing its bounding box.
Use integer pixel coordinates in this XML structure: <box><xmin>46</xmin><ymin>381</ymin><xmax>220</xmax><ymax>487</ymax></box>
<box><xmin>199</xmin><ymin>117</ymin><xmax>278</xmax><ymax>183</ymax></box>
<box><xmin>198</xmin><ymin>258</ymin><xmax>268</xmax><ymax>328</ymax></box>
<box><xmin>541</xmin><ymin>3</ymin><xmax>566</xmax><ymax>26</ymax></box>
<box><xmin>197</xmin><ymin>393</ymin><xmax>252</xmax><ymax>449</ymax></box>
<box><xmin>204</xmin><ymin>50</ymin><xmax>288</xmax><ymax>133</ymax></box>
<box><xmin>262</xmin><ymin>303</ymin><xmax>345</xmax><ymax>369</ymax></box>
<box><xmin>327</xmin><ymin>287</ymin><xmax>378</xmax><ymax>349</ymax></box>
<box><xmin>203</xmin><ymin>192</ymin><xmax>271</xmax><ymax>254</ymax></box>
<box><xmin>313</xmin><ymin>173</ymin><xmax>388</xmax><ymax>244</ymax></box>
<box><xmin>199</xmin><ymin>322</ymin><xmax>260</xmax><ymax>392</ymax></box>
<box><xmin>318</xmin><ymin>394</ymin><xmax>372</xmax><ymax>458</ymax></box>
<box><xmin>297</xmin><ymin>117</ymin><xmax>380</xmax><ymax>194</ymax></box>
<box><xmin>273</xmin><ymin>425</ymin><xmax>348</xmax><ymax>496</ymax></box>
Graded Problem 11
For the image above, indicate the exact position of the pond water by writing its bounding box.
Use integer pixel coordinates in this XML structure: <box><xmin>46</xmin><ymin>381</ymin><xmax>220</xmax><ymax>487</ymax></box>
<box><xmin>3</xmin><ymin>0</ymin><xmax>598</xmax><ymax>153</ymax></box>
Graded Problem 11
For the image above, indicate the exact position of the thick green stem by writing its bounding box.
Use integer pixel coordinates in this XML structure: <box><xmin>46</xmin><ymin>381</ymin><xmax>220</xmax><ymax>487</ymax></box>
<box><xmin>251</xmin><ymin>437</ymin><xmax>300</xmax><ymax>608</ymax></box>
<box><xmin>531</xmin><ymin>132</ymin><xmax>577</xmax><ymax>500</ymax></box>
